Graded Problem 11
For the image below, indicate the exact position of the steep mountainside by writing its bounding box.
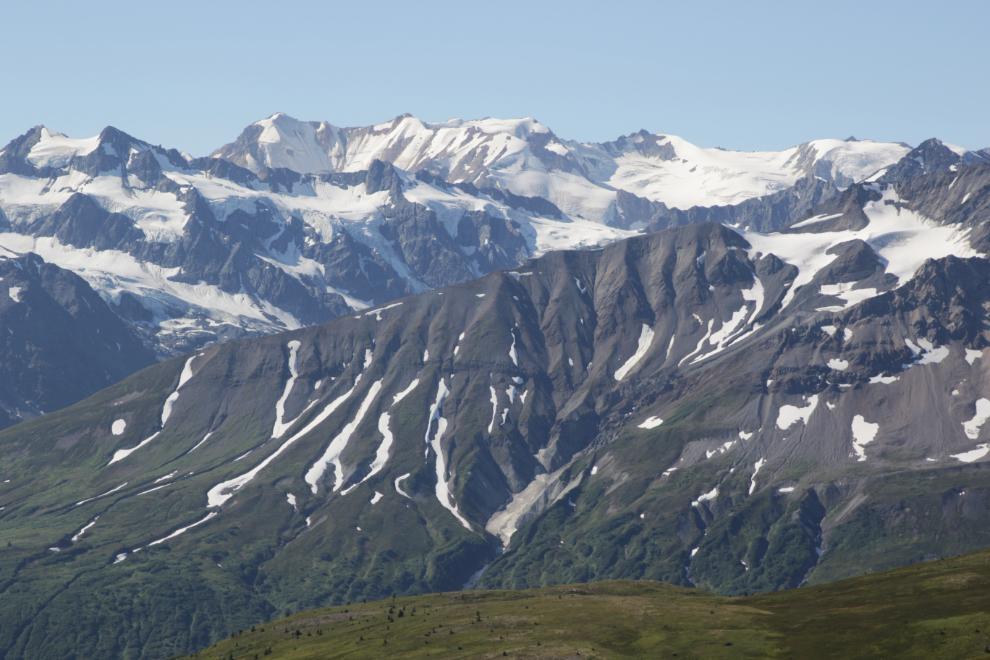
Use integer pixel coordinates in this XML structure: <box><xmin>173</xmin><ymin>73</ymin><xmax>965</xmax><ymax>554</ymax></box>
<box><xmin>1</xmin><ymin>161</ymin><xmax>990</xmax><ymax>658</ymax></box>
<box><xmin>0</xmin><ymin>249</ymin><xmax>156</xmax><ymax>430</ymax></box>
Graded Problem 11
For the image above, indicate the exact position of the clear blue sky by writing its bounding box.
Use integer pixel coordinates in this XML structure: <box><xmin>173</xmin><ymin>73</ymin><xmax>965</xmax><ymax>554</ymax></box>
<box><xmin>2</xmin><ymin>0</ymin><xmax>986</xmax><ymax>156</ymax></box>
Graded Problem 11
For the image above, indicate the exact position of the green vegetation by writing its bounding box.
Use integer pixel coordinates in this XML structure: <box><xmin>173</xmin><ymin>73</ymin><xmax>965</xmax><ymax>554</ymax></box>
<box><xmin>173</xmin><ymin>547</ymin><xmax>990</xmax><ymax>659</ymax></box>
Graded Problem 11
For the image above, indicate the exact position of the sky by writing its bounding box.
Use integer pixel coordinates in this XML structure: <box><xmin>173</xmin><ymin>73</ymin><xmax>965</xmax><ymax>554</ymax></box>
<box><xmin>2</xmin><ymin>0</ymin><xmax>987</xmax><ymax>157</ymax></box>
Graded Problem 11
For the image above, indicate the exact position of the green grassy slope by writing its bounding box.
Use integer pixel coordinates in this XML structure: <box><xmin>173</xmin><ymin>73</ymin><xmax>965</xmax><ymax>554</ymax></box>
<box><xmin>173</xmin><ymin>547</ymin><xmax>990</xmax><ymax>660</ymax></box>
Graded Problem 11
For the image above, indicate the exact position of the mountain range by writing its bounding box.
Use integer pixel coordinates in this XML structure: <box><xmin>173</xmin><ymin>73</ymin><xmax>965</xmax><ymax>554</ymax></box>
<box><xmin>3</xmin><ymin>114</ymin><xmax>986</xmax><ymax>429</ymax></box>
<box><xmin>1</xmin><ymin>114</ymin><xmax>990</xmax><ymax>659</ymax></box>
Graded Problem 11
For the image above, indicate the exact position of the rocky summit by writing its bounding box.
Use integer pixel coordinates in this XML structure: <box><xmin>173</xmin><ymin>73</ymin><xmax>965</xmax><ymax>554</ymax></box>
<box><xmin>0</xmin><ymin>116</ymin><xmax>989</xmax><ymax>659</ymax></box>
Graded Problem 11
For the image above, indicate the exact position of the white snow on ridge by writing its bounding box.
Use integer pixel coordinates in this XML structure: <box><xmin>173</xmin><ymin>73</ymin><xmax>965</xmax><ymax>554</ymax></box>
<box><xmin>615</xmin><ymin>324</ymin><xmax>654</xmax><ymax>381</ymax></box>
<box><xmin>111</xmin><ymin>420</ymin><xmax>126</xmax><ymax>435</ymax></box>
<box><xmin>0</xmin><ymin>233</ymin><xmax>304</xmax><ymax>335</ymax></box>
<box><xmin>962</xmin><ymin>399</ymin><xmax>990</xmax><ymax>440</ymax></box>
<box><xmin>790</xmin><ymin>213</ymin><xmax>842</xmax><ymax>229</ymax></box>
<box><xmin>827</xmin><ymin>358</ymin><xmax>849</xmax><ymax>371</ymax></box>
<box><xmin>965</xmin><ymin>349</ymin><xmax>983</xmax><ymax>365</ymax></box>
<box><xmin>739</xmin><ymin>187</ymin><xmax>979</xmax><ymax>313</ymax></box>
<box><xmin>364</xmin><ymin>302</ymin><xmax>403</xmax><ymax>321</ymax></box>
<box><xmin>26</xmin><ymin>128</ymin><xmax>101</xmax><ymax>168</ymax></box>
<box><xmin>7</xmin><ymin>286</ymin><xmax>21</xmax><ymax>302</ymax></box>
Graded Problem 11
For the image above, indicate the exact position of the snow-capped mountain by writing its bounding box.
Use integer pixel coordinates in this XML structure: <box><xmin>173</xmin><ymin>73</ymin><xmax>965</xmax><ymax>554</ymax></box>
<box><xmin>2</xmin><ymin>157</ymin><xmax>990</xmax><ymax>660</ymax></box>
<box><xmin>0</xmin><ymin>124</ymin><xmax>633</xmax><ymax>361</ymax></box>
<box><xmin>213</xmin><ymin>113</ymin><xmax>917</xmax><ymax>223</ymax></box>
<box><xmin>0</xmin><ymin>117</ymin><xmax>986</xmax><ymax>440</ymax></box>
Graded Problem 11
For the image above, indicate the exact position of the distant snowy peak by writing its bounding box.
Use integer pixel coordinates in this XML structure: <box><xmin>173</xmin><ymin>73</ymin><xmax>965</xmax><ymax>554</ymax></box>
<box><xmin>873</xmin><ymin>138</ymin><xmax>990</xmax><ymax>184</ymax></box>
<box><xmin>211</xmin><ymin>113</ymin><xmax>915</xmax><ymax>215</ymax></box>
<box><xmin>0</xmin><ymin>124</ymin><xmax>189</xmax><ymax>181</ymax></box>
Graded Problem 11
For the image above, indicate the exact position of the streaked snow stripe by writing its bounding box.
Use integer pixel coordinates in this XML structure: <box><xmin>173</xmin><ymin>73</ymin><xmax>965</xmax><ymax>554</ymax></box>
<box><xmin>304</xmin><ymin>380</ymin><xmax>383</xmax><ymax>494</ymax></box>
<box><xmin>426</xmin><ymin>380</ymin><xmax>471</xmax><ymax>529</ymax></box>
<box><xmin>75</xmin><ymin>481</ymin><xmax>129</xmax><ymax>506</ymax></box>
<box><xmin>614</xmin><ymin>324</ymin><xmax>654</xmax><ymax>381</ymax></box>
<box><xmin>395</xmin><ymin>473</ymin><xmax>412</xmax><ymax>498</ymax></box>
<box><xmin>146</xmin><ymin>512</ymin><xmax>218</xmax><ymax>547</ymax></box>
<box><xmin>206</xmin><ymin>376</ymin><xmax>362</xmax><ymax>507</ymax></box>
<box><xmin>71</xmin><ymin>516</ymin><xmax>99</xmax><ymax>542</ymax></box>
<box><xmin>353</xmin><ymin>379</ymin><xmax>420</xmax><ymax>491</ymax></box>
<box><xmin>271</xmin><ymin>341</ymin><xmax>302</xmax><ymax>438</ymax></box>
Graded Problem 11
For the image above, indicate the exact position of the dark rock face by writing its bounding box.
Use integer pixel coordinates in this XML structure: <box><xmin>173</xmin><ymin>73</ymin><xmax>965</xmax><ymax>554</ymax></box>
<box><xmin>878</xmin><ymin>138</ymin><xmax>990</xmax><ymax>184</ymax></box>
<box><xmin>615</xmin><ymin>175</ymin><xmax>841</xmax><ymax>233</ymax></box>
<box><xmin>0</xmin><ymin>252</ymin><xmax>156</xmax><ymax>430</ymax></box>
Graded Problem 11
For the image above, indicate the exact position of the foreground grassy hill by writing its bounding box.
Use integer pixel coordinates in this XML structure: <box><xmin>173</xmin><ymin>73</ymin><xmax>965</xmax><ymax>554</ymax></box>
<box><xmin>176</xmin><ymin>548</ymin><xmax>990</xmax><ymax>660</ymax></box>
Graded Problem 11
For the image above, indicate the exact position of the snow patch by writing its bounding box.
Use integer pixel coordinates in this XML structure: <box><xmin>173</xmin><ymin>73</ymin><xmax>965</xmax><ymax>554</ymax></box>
<box><xmin>966</xmin><ymin>349</ymin><xmax>983</xmax><ymax>365</ymax></box>
<box><xmin>827</xmin><ymin>358</ymin><xmax>849</xmax><ymax>371</ymax></box>
<box><xmin>962</xmin><ymin>399</ymin><xmax>990</xmax><ymax>440</ymax></box>
<box><xmin>692</xmin><ymin>486</ymin><xmax>718</xmax><ymax>507</ymax></box>
<box><xmin>370</xmin><ymin>491</ymin><xmax>383</xmax><ymax>505</ymax></box>
<box><xmin>952</xmin><ymin>444</ymin><xmax>990</xmax><ymax>463</ymax></box>
<box><xmin>111</xmin><ymin>420</ymin><xmax>126</xmax><ymax>436</ymax></box>
<box><xmin>851</xmin><ymin>415</ymin><xmax>879</xmax><ymax>461</ymax></box>
<box><xmin>272</xmin><ymin>341</ymin><xmax>302</xmax><ymax>438</ymax></box>
<box><xmin>638</xmin><ymin>416</ymin><xmax>663</xmax><ymax>429</ymax></box>
<box><xmin>777</xmin><ymin>395</ymin><xmax>819</xmax><ymax>430</ymax></box>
